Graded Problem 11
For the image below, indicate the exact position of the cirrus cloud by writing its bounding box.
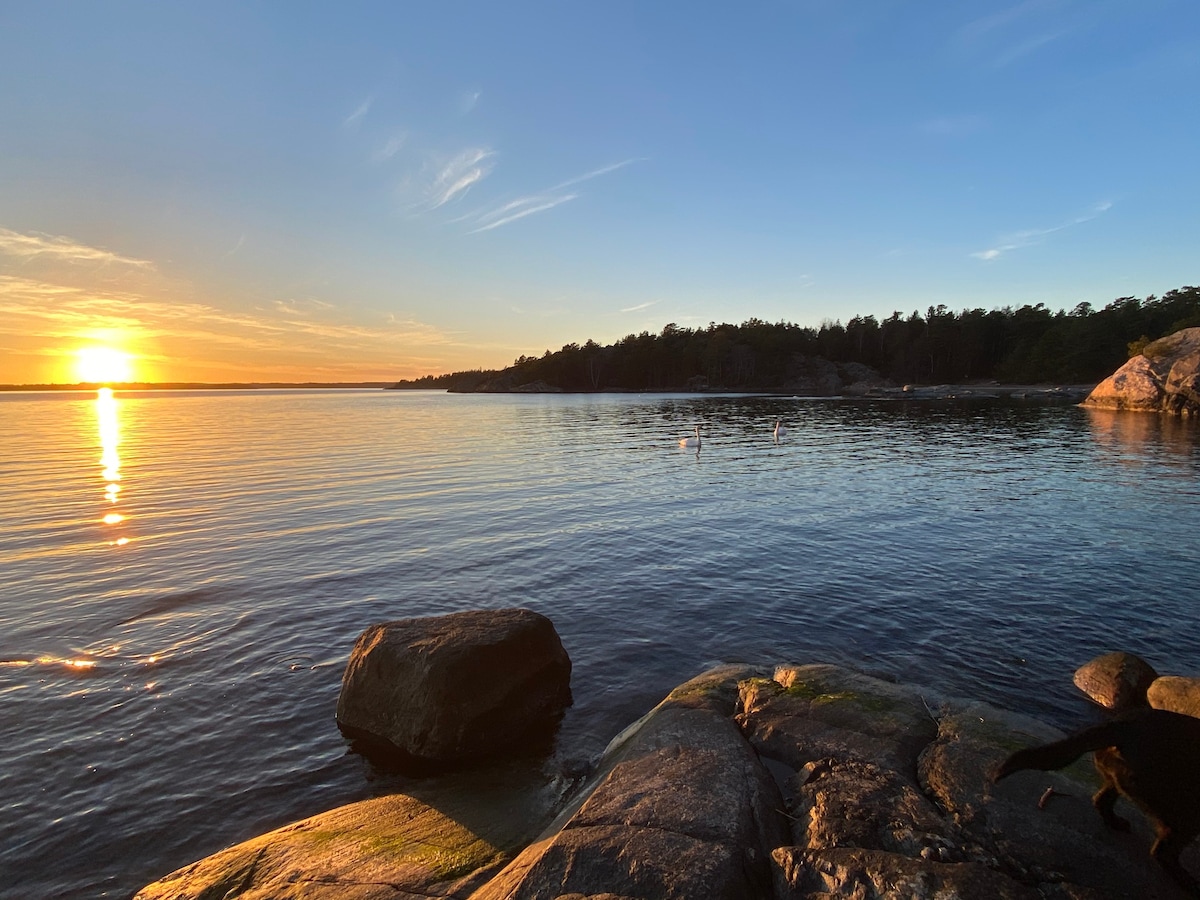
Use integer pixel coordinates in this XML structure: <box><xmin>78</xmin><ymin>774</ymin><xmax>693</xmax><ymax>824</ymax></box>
<box><xmin>972</xmin><ymin>201</ymin><xmax>1113</xmax><ymax>261</ymax></box>
<box><xmin>0</xmin><ymin>228</ymin><xmax>154</xmax><ymax>269</ymax></box>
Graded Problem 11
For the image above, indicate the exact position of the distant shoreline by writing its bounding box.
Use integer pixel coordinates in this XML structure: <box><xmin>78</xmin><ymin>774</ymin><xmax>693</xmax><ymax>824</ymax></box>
<box><xmin>0</xmin><ymin>382</ymin><xmax>393</xmax><ymax>392</ymax></box>
<box><xmin>0</xmin><ymin>381</ymin><xmax>1097</xmax><ymax>401</ymax></box>
<box><xmin>404</xmin><ymin>381</ymin><xmax>1098</xmax><ymax>402</ymax></box>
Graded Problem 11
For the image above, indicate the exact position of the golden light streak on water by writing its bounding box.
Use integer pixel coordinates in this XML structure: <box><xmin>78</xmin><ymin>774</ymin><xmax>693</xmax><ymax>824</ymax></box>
<box><xmin>96</xmin><ymin>388</ymin><xmax>129</xmax><ymax>543</ymax></box>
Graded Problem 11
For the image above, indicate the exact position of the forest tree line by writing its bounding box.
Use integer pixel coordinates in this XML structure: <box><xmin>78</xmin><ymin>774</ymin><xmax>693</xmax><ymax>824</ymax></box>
<box><xmin>393</xmin><ymin>286</ymin><xmax>1200</xmax><ymax>392</ymax></box>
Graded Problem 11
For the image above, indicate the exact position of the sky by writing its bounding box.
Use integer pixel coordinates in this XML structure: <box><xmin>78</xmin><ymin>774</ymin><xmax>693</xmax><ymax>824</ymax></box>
<box><xmin>1</xmin><ymin>1</ymin><xmax>1197</xmax><ymax>384</ymax></box>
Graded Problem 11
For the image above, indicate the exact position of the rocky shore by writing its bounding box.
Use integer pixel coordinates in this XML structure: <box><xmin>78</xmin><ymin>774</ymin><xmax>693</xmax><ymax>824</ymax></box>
<box><xmin>135</xmin><ymin>612</ymin><xmax>1200</xmax><ymax>899</ymax></box>
<box><xmin>864</xmin><ymin>382</ymin><xmax>1094</xmax><ymax>402</ymax></box>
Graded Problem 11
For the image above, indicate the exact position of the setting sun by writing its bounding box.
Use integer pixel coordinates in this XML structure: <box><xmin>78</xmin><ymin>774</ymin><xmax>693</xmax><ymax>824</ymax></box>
<box><xmin>76</xmin><ymin>347</ymin><xmax>134</xmax><ymax>384</ymax></box>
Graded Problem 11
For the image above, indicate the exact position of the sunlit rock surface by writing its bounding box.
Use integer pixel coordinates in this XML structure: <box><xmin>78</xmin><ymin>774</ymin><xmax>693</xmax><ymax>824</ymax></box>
<box><xmin>1073</xmin><ymin>651</ymin><xmax>1158</xmax><ymax>711</ymax></box>
<box><xmin>1085</xmin><ymin>327</ymin><xmax>1200</xmax><ymax>415</ymax></box>
<box><xmin>1149</xmin><ymin>675</ymin><xmax>1200</xmax><ymax>719</ymax></box>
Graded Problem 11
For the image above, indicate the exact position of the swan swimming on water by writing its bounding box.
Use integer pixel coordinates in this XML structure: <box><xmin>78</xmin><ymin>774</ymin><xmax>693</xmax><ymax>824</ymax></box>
<box><xmin>679</xmin><ymin>425</ymin><xmax>701</xmax><ymax>448</ymax></box>
<box><xmin>773</xmin><ymin>419</ymin><xmax>788</xmax><ymax>440</ymax></box>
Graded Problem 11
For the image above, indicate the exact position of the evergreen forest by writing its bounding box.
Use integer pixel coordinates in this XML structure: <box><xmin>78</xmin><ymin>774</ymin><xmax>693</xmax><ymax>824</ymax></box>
<box><xmin>392</xmin><ymin>285</ymin><xmax>1200</xmax><ymax>393</ymax></box>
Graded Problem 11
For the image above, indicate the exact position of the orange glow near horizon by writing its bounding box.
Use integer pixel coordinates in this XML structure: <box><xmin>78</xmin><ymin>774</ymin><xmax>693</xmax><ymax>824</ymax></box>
<box><xmin>76</xmin><ymin>346</ymin><xmax>134</xmax><ymax>384</ymax></box>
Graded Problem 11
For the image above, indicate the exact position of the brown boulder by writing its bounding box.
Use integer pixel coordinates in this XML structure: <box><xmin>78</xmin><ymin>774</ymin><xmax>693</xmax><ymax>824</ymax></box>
<box><xmin>1084</xmin><ymin>327</ymin><xmax>1200</xmax><ymax>416</ymax></box>
<box><xmin>336</xmin><ymin>608</ymin><xmax>572</xmax><ymax>764</ymax></box>
<box><xmin>1073</xmin><ymin>651</ymin><xmax>1158</xmax><ymax>711</ymax></box>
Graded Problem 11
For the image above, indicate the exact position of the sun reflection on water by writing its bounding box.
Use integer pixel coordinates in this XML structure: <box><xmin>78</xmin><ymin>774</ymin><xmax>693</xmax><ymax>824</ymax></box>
<box><xmin>96</xmin><ymin>388</ymin><xmax>129</xmax><ymax>545</ymax></box>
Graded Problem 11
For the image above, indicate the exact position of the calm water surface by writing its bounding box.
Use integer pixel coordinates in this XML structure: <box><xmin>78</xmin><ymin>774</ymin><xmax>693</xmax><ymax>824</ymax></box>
<box><xmin>1</xmin><ymin>389</ymin><xmax>1198</xmax><ymax>898</ymax></box>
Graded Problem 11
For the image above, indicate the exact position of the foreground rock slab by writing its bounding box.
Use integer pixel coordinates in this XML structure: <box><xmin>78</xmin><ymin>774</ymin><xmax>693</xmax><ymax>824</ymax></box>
<box><xmin>134</xmin><ymin>761</ymin><xmax>564</xmax><ymax>900</ymax></box>
<box><xmin>336</xmin><ymin>608</ymin><xmax>572</xmax><ymax>764</ymax></box>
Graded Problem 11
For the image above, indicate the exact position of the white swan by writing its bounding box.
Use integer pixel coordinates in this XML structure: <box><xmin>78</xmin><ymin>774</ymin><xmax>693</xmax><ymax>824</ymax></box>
<box><xmin>773</xmin><ymin>419</ymin><xmax>788</xmax><ymax>440</ymax></box>
<box><xmin>679</xmin><ymin>425</ymin><xmax>701</xmax><ymax>448</ymax></box>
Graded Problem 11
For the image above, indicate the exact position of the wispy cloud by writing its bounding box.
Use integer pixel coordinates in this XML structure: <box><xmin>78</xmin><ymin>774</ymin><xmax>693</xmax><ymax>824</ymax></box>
<box><xmin>957</xmin><ymin>0</ymin><xmax>1054</xmax><ymax>44</ymax></box>
<box><xmin>372</xmin><ymin>132</ymin><xmax>408</xmax><ymax>163</ymax></box>
<box><xmin>459</xmin><ymin>89</ymin><xmax>482</xmax><ymax>115</ymax></box>
<box><xmin>919</xmin><ymin>114</ymin><xmax>988</xmax><ymax>137</ymax></box>
<box><xmin>0</xmin><ymin>228</ymin><xmax>154</xmax><ymax>268</ymax></box>
<box><xmin>621</xmin><ymin>300</ymin><xmax>658</xmax><ymax>313</ymax></box>
<box><xmin>972</xmin><ymin>201</ymin><xmax>1112</xmax><ymax>261</ymax></box>
<box><xmin>993</xmin><ymin>29</ymin><xmax>1067</xmax><ymax>66</ymax></box>
<box><xmin>550</xmin><ymin>158</ymin><xmax>641</xmax><ymax>191</ymax></box>
<box><xmin>427</xmin><ymin>148</ymin><xmax>495</xmax><ymax>209</ymax></box>
<box><xmin>272</xmin><ymin>297</ymin><xmax>336</xmax><ymax>316</ymax></box>
<box><xmin>225</xmin><ymin>233</ymin><xmax>246</xmax><ymax>257</ymax></box>
<box><xmin>954</xmin><ymin>0</ymin><xmax>1072</xmax><ymax>67</ymax></box>
<box><xmin>467</xmin><ymin>194</ymin><xmax>579</xmax><ymax>233</ymax></box>
<box><xmin>460</xmin><ymin>158</ymin><xmax>640</xmax><ymax>234</ymax></box>
<box><xmin>344</xmin><ymin>96</ymin><xmax>373</xmax><ymax>129</ymax></box>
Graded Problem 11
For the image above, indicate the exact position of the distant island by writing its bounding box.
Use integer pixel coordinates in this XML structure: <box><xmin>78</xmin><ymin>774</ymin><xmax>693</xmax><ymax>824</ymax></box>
<box><xmin>390</xmin><ymin>286</ymin><xmax>1200</xmax><ymax>394</ymax></box>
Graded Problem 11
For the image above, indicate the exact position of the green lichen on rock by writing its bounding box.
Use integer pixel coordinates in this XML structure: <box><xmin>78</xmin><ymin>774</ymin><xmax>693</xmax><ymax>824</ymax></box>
<box><xmin>773</xmin><ymin>675</ymin><xmax>903</xmax><ymax>715</ymax></box>
<box><xmin>667</xmin><ymin>681</ymin><xmax>724</xmax><ymax>702</ymax></box>
<box><xmin>664</xmin><ymin>664</ymin><xmax>769</xmax><ymax>716</ymax></box>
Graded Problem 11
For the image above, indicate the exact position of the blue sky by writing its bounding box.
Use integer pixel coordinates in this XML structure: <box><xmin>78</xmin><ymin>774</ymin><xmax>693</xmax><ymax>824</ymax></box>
<box><xmin>1</xmin><ymin>1</ymin><xmax>1196</xmax><ymax>382</ymax></box>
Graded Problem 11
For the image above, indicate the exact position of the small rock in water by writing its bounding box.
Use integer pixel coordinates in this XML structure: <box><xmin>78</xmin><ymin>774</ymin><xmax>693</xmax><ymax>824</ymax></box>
<box><xmin>1072</xmin><ymin>651</ymin><xmax>1157</xmax><ymax>711</ymax></box>
<box><xmin>1148</xmin><ymin>675</ymin><xmax>1200</xmax><ymax>718</ymax></box>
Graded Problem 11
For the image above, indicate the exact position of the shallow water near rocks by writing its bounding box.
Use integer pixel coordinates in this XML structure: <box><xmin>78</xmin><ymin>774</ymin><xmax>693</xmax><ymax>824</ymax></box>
<box><xmin>1</xmin><ymin>388</ymin><xmax>1197</xmax><ymax>899</ymax></box>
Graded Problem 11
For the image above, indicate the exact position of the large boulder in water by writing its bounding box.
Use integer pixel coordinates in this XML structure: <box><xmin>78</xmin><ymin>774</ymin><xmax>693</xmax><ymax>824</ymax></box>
<box><xmin>336</xmin><ymin>608</ymin><xmax>572</xmax><ymax>764</ymax></box>
<box><xmin>1084</xmin><ymin>327</ymin><xmax>1200</xmax><ymax>416</ymax></box>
